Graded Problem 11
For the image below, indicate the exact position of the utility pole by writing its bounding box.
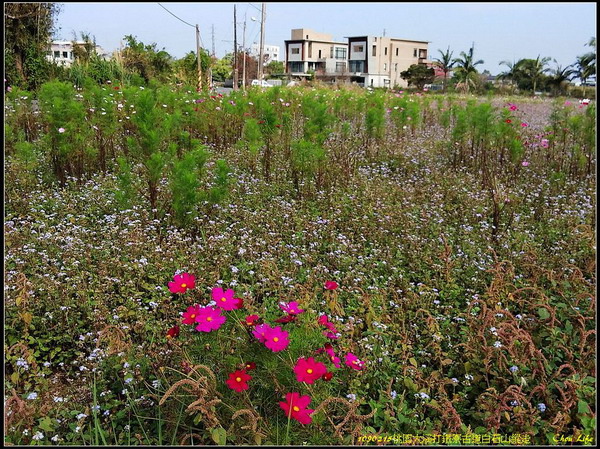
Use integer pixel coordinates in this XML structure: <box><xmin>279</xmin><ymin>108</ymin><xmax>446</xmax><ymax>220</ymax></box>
<box><xmin>242</xmin><ymin>14</ymin><xmax>247</xmax><ymax>90</ymax></box>
<box><xmin>258</xmin><ymin>2</ymin><xmax>266</xmax><ymax>80</ymax></box>
<box><xmin>233</xmin><ymin>5</ymin><xmax>239</xmax><ymax>90</ymax></box>
<box><xmin>196</xmin><ymin>24</ymin><xmax>202</xmax><ymax>91</ymax></box>
<box><xmin>211</xmin><ymin>24</ymin><xmax>216</xmax><ymax>57</ymax></box>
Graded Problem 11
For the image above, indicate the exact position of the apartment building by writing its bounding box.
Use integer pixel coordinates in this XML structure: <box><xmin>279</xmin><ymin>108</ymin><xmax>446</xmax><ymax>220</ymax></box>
<box><xmin>46</xmin><ymin>40</ymin><xmax>111</xmax><ymax>67</ymax></box>
<box><xmin>284</xmin><ymin>29</ymin><xmax>349</xmax><ymax>79</ymax></box>
<box><xmin>346</xmin><ymin>35</ymin><xmax>430</xmax><ymax>88</ymax></box>
<box><xmin>250</xmin><ymin>43</ymin><xmax>281</xmax><ymax>63</ymax></box>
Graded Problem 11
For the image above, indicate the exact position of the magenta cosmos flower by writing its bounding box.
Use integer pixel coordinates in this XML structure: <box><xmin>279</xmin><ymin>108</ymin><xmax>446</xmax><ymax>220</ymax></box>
<box><xmin>294</xmin><ymin>357</ymin><xmax>328</xmax><ymax>384</ymax></box>
<box><xmin>279</xmin><ymin>301</ymin><xmax>304</xmax><ymax>315</ymax></box>
<box><xmin>279</xmin><ymin>392</ymin><xmax>314</xmax><ymax>425</ymax></box>
<box><xmin>194</xmin><ymin>306</ymin><xmax>226</xmax><ymax>332</ymax></box>
<box><xmin>182</xmin><ymin>305</ymin><xmax>201</xmax><ymax>325</ymax></box>
<box><xmin>212</xmin><ymin>287</ymin><xmax>243</xmax><ymax>311</ymax></box>
<box><xmin>345</xmin><ymin>352</ymin><xmax>366</xmax><ymax>371</ymax></box>
<box><xmin>169</xmin><ymin>272</ymin><xmax>195</xmax><ymax>294</ymax></box>
<box><xmin>317</xmin><ymin>344</ymin><xmax>341</xmax><ymax>368</ymax></box>
<box><xmin>226</xmin><ymin>369</ymin><xmax>252</xmax><ymax>392</ymax></box>
<box><xmin>263</xmin><ymin>326</ymin><xmax>289</xmax><ymax>352</ymax></box>
<box><xmin>318</xmin><ymin>315</ymin><xmax>340</xmax><ymax>339</ymax></box>
<box><xmin>324</xmin><ymin>280</ymin><xmax>339</xmax><ymax>290</ymax></box>
<box><xmin>252</xmin><ymin>323</ymin><xmax>271</xmax><ymax>342</ymax></box>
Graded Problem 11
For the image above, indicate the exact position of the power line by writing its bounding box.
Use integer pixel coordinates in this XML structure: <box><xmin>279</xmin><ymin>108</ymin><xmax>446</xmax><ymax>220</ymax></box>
<box><xmin>157</xmin><ymin>3</ymin><xmax>205</xmax><ymax>48</ymax></box>
<box><xmin>157</xmin><ymin>3</ymin><xmax>195</xmax><ymax>28</ymax></box>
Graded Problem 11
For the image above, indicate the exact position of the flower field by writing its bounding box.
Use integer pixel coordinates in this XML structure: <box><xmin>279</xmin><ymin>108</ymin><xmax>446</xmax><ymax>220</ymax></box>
<box><xmin>4</xmin><ymin>82</ymin><xmax>596</xmax><ymax>445</ymax></box>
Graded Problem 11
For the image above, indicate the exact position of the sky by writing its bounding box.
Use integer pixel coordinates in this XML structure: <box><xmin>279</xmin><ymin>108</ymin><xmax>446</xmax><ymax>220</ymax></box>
<box><xmin>52</xmin><ymin>2</ymin><xmax>596</xmax><ymax>75</ymax></box>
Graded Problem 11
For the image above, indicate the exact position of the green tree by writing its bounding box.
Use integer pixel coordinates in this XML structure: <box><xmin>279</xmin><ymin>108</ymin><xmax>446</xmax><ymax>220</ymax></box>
<box><xmin>4</xmin><ymin>3</ymin><xmax>61</xmax><ymax>90</ymax></box>
<box><xmin>172</xmin><ymin>49</ymin><xmax>211</xmax><ymax>87</ymax></box>
<box><xmin>515</xmin><ymin>55</ymin><xmax>551</xmax><ymax>94</ymax></box>
<box><xmin>265</xmin><ymin>60</ymin><xmax>284</xmax><ymax>76</ymax></box>
<box><xmin>121</xmin><ymin>35</ymin><xmax>173</xmax><ymax>83</ymax></box>
<box><xmin>434</xmin><ymin>47</ymin><xmax>455</xmax><ymax>91</ymax></box>
<box><xmin>452</xmin><ymin>45</ymin><xmax>484</xmax><ymax>92</ymax></box>
<box><xmin>212</xmin><ymin>53</ymin><xmax>234</xmax><ymax>82</ymax></box>
<box><xmin>400</xmin><ymin>64</ymin><xmax>435</xmax><ymax>90</ymax></box>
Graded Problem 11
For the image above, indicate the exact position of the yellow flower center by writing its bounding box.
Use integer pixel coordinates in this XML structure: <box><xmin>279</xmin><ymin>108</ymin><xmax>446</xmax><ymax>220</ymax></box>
<box><xmin>273</xmin><ymin>337</ymin><xmax>279</xmax><ymax>342</ymax></box>
<box><xmin>221</xmin><ymin>297</ymin><xmax>227</xmax><ymax>302</ymax></box>
<box><xmin>190</xmin><ymin>314</ymin><xmax>196</xmax><ymax>319</ymax></box>
<box><xmin>293</xmin><ymin>406</ymin><xmax>300</xmax><ymax>412</ymax></box>
<box><xmin>236</xmin><ymin>377</ymin><xmax>242</xmax><ymax>382</ymax></box>
<box><xmin>207</xmin><ymin>317</ymin><xmax>212</xmax><ymax>322</ymax></box>
<box><xmin>181</xmin><ymin>283</ymin><xmax>187</xmax><ymax>288</ymax></box>
<box><xmin>307</xmin><ymin>369</ymin><xmax>313</xmax><ymax>374</ymax></box>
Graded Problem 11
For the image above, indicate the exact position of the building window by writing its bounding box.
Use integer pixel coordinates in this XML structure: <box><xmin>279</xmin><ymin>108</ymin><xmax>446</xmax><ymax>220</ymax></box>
<box><xmin>396</xmin><ymin>48</ymin><xmax>399</xmax><ymax>56</ymax></box>
<box><xmin>63</xmin><ymin>51</ymin><xmax>68</xmax><ymax>58</ymax></box>
<box><xmin>335</xmin><ymin>47</ymin><xmax>346</xmax><ymax>59</ymax></box>
<box><xmin>318</xmin><ymin>49</ymin><xmax>322</xmax><ymax>59</ymax></box>
<box><xmin>336</xmin><ymin>62</ymin><xmax>346</xmax><ymax>73</ymax></box>
<box><xmin>349</xmin><ymin>60</ymin><xmax>365</xmax><ymax>73</ymax></box>
<box><xmin>54</xmin><ymin>51</ymin><xmax>60</xmax><ymax>58</ymax></box>
<box><xmin>291</xmin><ymin>48</ymin><xmax>300</xmax><ymax>54</ymax></box>
<box><xmin>384</xmin><ymin>47</ymin><xmax>388</xmax><ymax>56</ymax></box>
<box><xmin>353</xmin><ymin>45</ymin><xmax>363</xmax><ymax>53</ymax></box>
<box><xmin>372</xmin><ymin>45</ymin><xmax>377</xmax><ymax>57</ymax></box>
<box><xmin>395</xmin><ymin>63</ymin><xmax>398</xmax><ymax>72</ymax></box>
<box><xmin>419</xmin><ymin>49</ymin><xmax>427</xmax><ymax>59</ymax></box>
<box><xmin>413</xmin><ymin>48</ymin><xmax>417</xmax><ymax>57</ymax></box>
<box><xmin>384</xmin><ymin>63</ymin><xmax>387</xmax><ymax>71</ymax></box>
<box><xmin>289</xmin><ymin>61</ymin><xmax>304</xmax><ymax>72</ymax></box>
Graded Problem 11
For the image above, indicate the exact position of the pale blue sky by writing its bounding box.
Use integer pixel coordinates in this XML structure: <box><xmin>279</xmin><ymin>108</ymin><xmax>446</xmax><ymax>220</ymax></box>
<box><xmin>53</xmin><ymin>2</ymin><xmax>596</xmax><ymax>75</ymax></box>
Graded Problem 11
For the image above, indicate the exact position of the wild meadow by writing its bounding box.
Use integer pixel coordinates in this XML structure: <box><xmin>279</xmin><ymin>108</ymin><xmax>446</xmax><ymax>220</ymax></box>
<box><xmin>4</xmin><ymin>81</ymin><xmax>596</xmax><ymax>445</ymax></box>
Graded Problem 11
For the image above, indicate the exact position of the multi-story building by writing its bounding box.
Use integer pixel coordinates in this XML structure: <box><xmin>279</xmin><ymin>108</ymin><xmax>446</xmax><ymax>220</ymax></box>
<box><xmin>250</xmin><ymin>43</ymin><xmax>280</xmax><ymax>63</ymax></box>
<box><xmin>46</xmin><ymin>40</ymin><xmax>111</xmax><ymax>67</ymax></box>
<box><xmin>284</xmin><ymin>29</ymin><xmax>349</xmax><ymax>80</ymax></box>
<box><xmin>346</xmin><ymin>35</ymin><xmax>430</xmax><ymax>88</ymax></box>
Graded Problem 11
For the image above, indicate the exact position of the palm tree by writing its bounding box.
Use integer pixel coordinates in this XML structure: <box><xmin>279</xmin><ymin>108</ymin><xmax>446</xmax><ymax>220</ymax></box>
<box><xmin>518</xmin><ymin>55</ymin><xmax>551</xmax><ymax>94</ymax></box>
<box><xmin>434</xmin><ymin>47</ymin><xmax>454</xmax><ymax>91</ymax></box>
<box><xmin>452</xmin><ymin>45</ymin><xmax>484</xmax><ymax>92</ymax></box>
<box><xmin>547</xmin><ymin>60</ymin><xmax>575</xmax><ymax>96</ymax></box>
<box><xmin>574</xmin><ymin>53</ymin><xmax>595</xmax><ymax>97</ymax></box>
<box><xmin>497</xmin><ymin>59</ymin><xmax>518</xmax><ymax>84</ymax></box>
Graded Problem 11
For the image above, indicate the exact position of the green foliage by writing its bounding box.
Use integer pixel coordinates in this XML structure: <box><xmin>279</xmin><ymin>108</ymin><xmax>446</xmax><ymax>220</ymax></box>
<box><xmin>400</xmin><ymin>64</ymin><xmax>435</xmax><ymax>90</ymax></box>
<box><xmin>4</xmin><ymin>3</ymin><xmax>60</xmax><ymax>90</ymax></box>
<box><xmin>170</xmin><ymin>144</ymin><xmax>209</xmax><ymax>226</ymax></box>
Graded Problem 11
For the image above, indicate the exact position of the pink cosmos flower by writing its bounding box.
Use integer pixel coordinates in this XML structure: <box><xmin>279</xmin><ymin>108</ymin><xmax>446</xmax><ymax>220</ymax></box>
<box><xmin>521</xmin><ymin>122</ymin><xmax>528</xmax><ymax>127</ymax></box>
<box><xmin>521</xmin><ymin>161</ymin><xmax>530</xmax><ymax>167</ymax></box>
<box><xmin>252</xmin><ymin>323</ymin><xmax>270</xmax><ymax>342</ymax></box>
<box><xmin>279</xmin><ymin>392</ymin><xmax>314</xmax><ymax>425</ymax></box>
<box><xmin>226</xmin><ymin>369</ymin><xmax>252</xmax><ymax>392</ymax></box>
<box><xmin>324</xmin><ymin>281</ymin><xmax>339</xmax><ymax>290</ymax></box>
<box><xmin>318</xmin><ymin>315</ymin><xmax>340</xmax><ymax>339</ymax></box>
<box><xmin>508</xmin><ymin>103</ymin><xmax>518</xmax><ymax>111</ymax></box>
<box><xmin>319</xmin><ymin>344</ymin><xmax>341</xmax><ymax>368</ymax></box>
<box><xmin>194</xmin><ymin>306</ymin><xmax>226</xmax><ymax>332</ymax></box>
<box><xmin>294</xmin><ymin>357</ymin><xmax>328</xmax><ymax>384</ymax></box>
<box><xmin>169</xmin><ymin>272</ymin><xmax>196</xmax><ymax>294</ymax></box>
<box><xmin>182</xmin><ymin>305</ymin><xmax>202</xmax><ymax>325</ymax></box>
<box><xmin>212</xmin><ymin>287</ymin><xmax>242</xmax><ymax>311</ymax></box>
<box><xmin>279</xmin><ymin>301</ymin><xmax>304</xmax><ymax>315</ymax></box>
<box><xmin>345</xmin><ymin>352</ymin><xmax>365</xmax><ymax>371</ymax></box>
<box><xmin>263</xmin><ymin>326</ymin><xmax>289</xmax><ymax>352</ymax></box>
<box><xmin>58</xmin><ymin>127</ymin><xmax>65</xmax><ymax>133</ymax></box>
<box><xmin>541</xmin><ymin>139</ymin><xmax>549</xmax><ymax>148</ymax></box>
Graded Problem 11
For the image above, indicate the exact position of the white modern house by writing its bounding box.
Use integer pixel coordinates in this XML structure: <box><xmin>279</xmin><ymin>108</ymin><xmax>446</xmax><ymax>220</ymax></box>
<box><xmin>46</xmin><ymin>40</ymin><xmax>111</xmax><ymax>66</ymax></box>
